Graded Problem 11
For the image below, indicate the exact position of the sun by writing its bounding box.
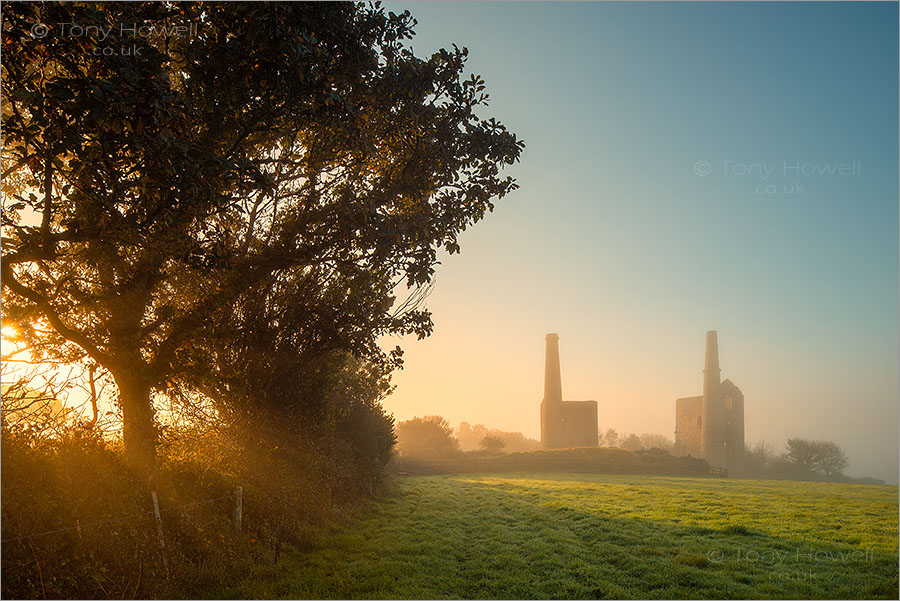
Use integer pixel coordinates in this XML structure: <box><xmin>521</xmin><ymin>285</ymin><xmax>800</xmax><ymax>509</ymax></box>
<box><xmin>2</xmin><ymin>323</ymin><xmax>21</xmax><ymax>342</ymax></box>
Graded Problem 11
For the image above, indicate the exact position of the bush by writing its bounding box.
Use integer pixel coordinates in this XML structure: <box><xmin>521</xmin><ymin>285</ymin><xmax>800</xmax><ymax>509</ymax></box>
<box><xmin>1</xmin><ymin>423</ymin><xmax>243</xmax><ymax>598</ymax></box>
<box><xmin>479</xmin><ymin>435</ymin><xmax>507</xmax><ymax>453</ymax></box>
<box><xmin>395</xmin><ymin>416</ymin><xmax>460</xmax><ymax>460</ymax></box>
<box><xmin>2</xmin><ymin>386</ymin><xmax>397</xmax><ymax>599</ymax></box>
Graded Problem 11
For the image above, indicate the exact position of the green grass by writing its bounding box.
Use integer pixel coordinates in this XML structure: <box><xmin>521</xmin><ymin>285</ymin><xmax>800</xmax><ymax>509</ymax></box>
<box><xmin>222</xmin><ymin>473</ymin><xmax>899</xmax><ymax>599</ymax></box>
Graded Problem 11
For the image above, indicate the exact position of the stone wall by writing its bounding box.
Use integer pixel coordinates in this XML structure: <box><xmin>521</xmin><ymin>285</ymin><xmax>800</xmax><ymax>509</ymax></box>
<box><xmin>674</xmin><ymin>395</ymin><xmax>703</xmax><ymax>457</ymax></box>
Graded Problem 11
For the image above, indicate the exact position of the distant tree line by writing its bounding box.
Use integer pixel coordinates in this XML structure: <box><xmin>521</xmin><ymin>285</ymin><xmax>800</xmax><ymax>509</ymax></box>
<box><xmin>393</xmin><ymin>417</ymin><xmax>544</xmax><ymax>461</ymax></box>
<box><xmin>391</xmin><ymin>415</ymin><xmax>710</xmax><ymax>477</ymax></box>
<box><xmin>456</xmin><ymin>421</ymin><xmax>541</xmax><ymax>453</ymax></box>
<box><xmin>743</xmin><ymin>438</ymin><xmax>863</xmax><ymax>482</ymax></box>
<box><xmin>394</xmin><ymin>419</ymin><xmax>870</xmax><ymax>485</ymax></box>
<box><xmin>598</xmin><ymin>428</ymin><xmax>675</xmax><ymax>453</ymax></box>
<box><xmin>393</xmin><ymin>418</ymin><xmax>677</xmax><ymax>461</ymax></box>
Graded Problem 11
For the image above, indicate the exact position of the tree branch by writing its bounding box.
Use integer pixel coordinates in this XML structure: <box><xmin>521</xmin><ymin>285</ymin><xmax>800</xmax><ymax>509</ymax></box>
<box><xmin>41</xmin><ymin>154</ymin><xmax>53</xmax><ymax>254</ymax></box>
<box><xmin>1</xmin><ymin>262</ymin><xmax>109</xmax><ymax>366</ymax></box>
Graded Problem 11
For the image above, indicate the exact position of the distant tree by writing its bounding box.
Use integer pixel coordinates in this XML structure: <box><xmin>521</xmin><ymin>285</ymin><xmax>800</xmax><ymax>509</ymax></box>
<box><xmin>395</xmin><ymin>416</ymin><xmax>460</xmax><ymax>459</ymax></box>
<box><xmin>497</xmin><ymin>431</ymin><xmax>541</xmax><ymax>452</ymax></box>
<box><xmin>811</xmin><ymin>441</ymin><xmax>849</xmax><ymax>477</ymax></box>
<box><xmin>457</xmin><ymin>422</ymin><xmax>474</xmax><ymax>447</ymax></box>
<box><xmin>783</xmin><ymin>438</ymin><xmax>818</xmax><ymax>471</ymax></box>
<box><xmin>600</xmin><ymin>428</ymin><xmax>619</xmax><ymax>448</ymax></box>
<box><xmin>1</xmin><ymin>2</ymin><xmax>522</xmax><ymax>476</ymax></box>
<box><xmin>620</xmin><ymin>433</ymin><xmax>642</xmax><ymax>452</ymax></box>
<box><xmin>783</xmin><ymin>438</ymin><xmax>849</xmax><ymax>478</ymax></box>
<box><xmin>639</xmin><ymin>433</ymin><xmax>674</xmax><ymax>452</ymax></box>
<box><xmin>743</xmin><ymin>439</ymin><xmax>776</xmax><ymax>475</ymax></box>
<box><xmin>455</xmin><ymin>422</ymin><xmax>539</xmax><ymax>452</ymax></box>
<box><xmin>479</xmin><ymin>434</ymin><xmax>506</xmax><ymax>453</ymax></box>
<box><xmin>472</xmin><ymin>424</ymin><xmax>489</xmax><ymax>442</ymax></box>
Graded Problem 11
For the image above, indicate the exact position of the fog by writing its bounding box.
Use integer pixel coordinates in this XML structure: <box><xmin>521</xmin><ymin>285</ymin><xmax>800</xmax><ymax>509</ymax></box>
<box><xmin>382</xmin><ymin>2</ymin><xmax>898</xmax><ymax>484</ymax></box>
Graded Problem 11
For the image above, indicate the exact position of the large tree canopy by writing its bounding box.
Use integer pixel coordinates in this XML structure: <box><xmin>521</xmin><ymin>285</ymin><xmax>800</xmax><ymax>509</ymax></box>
<box><xmin>1</xmin><ymin>1</ymin><xmax>523</xmax><ymax>476</ymax></box>
<box><xmin>394</xmin><ymin>415</ymin><xmax>459</xmax><ymax>460</ymax></box>
<box><xmin>783</xmin><ymin>438</ymin><xmax>849</xmax><ymax>477</ymax></box>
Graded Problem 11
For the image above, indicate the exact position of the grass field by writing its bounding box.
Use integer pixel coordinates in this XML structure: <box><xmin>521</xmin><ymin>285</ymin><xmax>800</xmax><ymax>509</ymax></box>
<box><xmin>225</xmin><ymin>473</ymin><xmax>899</xmax><ymax>599</ymax></box>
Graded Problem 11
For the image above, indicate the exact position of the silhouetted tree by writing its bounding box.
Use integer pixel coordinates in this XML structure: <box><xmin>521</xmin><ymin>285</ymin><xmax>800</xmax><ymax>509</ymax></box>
<box><xmin>457</xmin><ymin>422</ymin><xmax>475</xmax><ymax>446</ymax></box>
<box><xmin>395</xmin><ymin>416</ymin><xmax>459</xmax><ymax>459</ymax></box>
<box><xmin>783</xmin><ymin>438</ymin><xmax>818</xmax><ymax>471</ymax></box>
<box><xmin>783</xmin><ymin>438</ymin><xmax>849</xmax><ymax>478</ymax></box>
<box><xmin>455</xmin><ymin>422</ymin><xmax>539</xmax><ymax>452</ymax></box>
<box><xmin>600</xmin><ymin>428</ymin><xmax>619</xmax><ymax>448</ymax></box>
<box><xmin>1</xmin><ymin>2</ymin><xmax>522</xmax><ymax>476</ymax></box>
<box><xmin>743</xmin><ymin>439</ymin><xmax>776</xmax><ymax>476</ymax></box>
<box><xmin>811</xmin><ymin>441</ymin><xmax>849</xmax><ymax>476</ymax></box>
<box><xmin>639</xmin><ymin>433</ymin><xmax>674</xmax><ymax>452</ymax></box>
<box><xmin>479</xmin><ymin>434</ymin><xmax>506</xmax><ymax>453</ymax></box>
<box><xmin>620</xmin><ymin>434</ymin><xmax>642</xmax><ymax>452</ymax></box>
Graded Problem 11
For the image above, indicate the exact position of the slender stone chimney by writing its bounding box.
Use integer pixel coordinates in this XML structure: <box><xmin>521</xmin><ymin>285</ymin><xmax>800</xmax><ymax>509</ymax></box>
<box><xmin>543</xmin><ymin>333</ymin><xmax>563</xmax><ymax>405</ymax></box>
<box><xmin>700</xmin><ymin>330</ymin><xmax>726</xmax><ymax>466</ymax></box>
<box><xmin>541</xmin><ymin>333</ymin><xmax>563</xmax><ymax>448</ymax></box>
<box><xmin>702</xmin><ymin>330</ymin><xmax>720</xmax><ymax>398</ymax></box>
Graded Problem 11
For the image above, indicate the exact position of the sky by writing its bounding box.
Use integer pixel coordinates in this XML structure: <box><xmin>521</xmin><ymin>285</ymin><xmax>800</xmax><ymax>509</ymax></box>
<box><xmin>379</xmin><ymin>1</ymin><xmax>900</xmax><ymax>483</ymax></box>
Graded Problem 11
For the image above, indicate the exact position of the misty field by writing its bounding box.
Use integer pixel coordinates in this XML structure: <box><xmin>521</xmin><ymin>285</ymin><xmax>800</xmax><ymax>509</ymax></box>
<box><xmin>226</xmin><ymin>473</ymin><xmax>898</xmax><ymax>599</ymax></box>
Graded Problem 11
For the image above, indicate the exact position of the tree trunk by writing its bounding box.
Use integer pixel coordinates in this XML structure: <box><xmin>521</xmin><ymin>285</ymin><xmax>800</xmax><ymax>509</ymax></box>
<box><xmin>113</xmin><ymin>369</ymin><xmax>157</xmax><ymax>481</ymax></box>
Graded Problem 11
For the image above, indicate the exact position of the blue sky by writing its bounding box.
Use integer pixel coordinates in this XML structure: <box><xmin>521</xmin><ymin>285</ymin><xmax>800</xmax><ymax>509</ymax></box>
<box><xmin>381</xmin><ymin>2</ymin><xmax>899</xmax><ymax>482</ymax></box>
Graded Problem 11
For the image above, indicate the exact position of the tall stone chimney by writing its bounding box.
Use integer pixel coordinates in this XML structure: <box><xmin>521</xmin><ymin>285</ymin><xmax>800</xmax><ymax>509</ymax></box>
<box><xmin>541</xmin><ymin>333</ymin><xmax>563</xmax><ymax>448</ymax></box>
<box><xmin>543</xmin><ymin>333</ymin><xmax>563</xmax><ymax>405</ymax></box>
<box><xmin>702</xmin><ymin>330</ymin><xmax>720</xmax><ymax>398</ymax></box>
<box><xmin>700</xmin><ymin>330</ymin><xmax>726</xmax><ymax>466</ymax></box>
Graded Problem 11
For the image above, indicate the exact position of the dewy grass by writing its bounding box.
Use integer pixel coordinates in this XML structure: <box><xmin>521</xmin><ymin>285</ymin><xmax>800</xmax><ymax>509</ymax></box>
<box><xmin>222</xmin><ymin>473</ymin><xmax>899</xmax><ymax>599</ymax></box>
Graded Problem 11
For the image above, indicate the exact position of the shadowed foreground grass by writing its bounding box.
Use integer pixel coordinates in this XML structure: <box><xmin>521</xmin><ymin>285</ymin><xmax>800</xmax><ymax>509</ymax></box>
<box><xmin>222</xmin><ymin>473</ymin><xmax>898</xmax><ymax>599</ymax></box>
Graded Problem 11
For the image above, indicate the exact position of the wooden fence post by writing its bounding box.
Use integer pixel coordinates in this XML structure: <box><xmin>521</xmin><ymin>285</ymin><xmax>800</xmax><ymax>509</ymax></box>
<box><xmin>150</xmin><ymin>491</ymin><xmax>170</xmax><ymax>578</ymax></box>
<box><xmin>233</xmin><ymin>486</ymin><xmax>242</xmax><ymax>534</ymax></box>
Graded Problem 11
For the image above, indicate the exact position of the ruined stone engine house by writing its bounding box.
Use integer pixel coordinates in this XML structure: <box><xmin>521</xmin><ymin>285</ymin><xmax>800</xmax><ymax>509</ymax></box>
<box><xmin>540</xmin><ymin>333</ymin><xmax>599</xmax><ymax>449</ymax></box>
<box><xmin>674</xmin><ymin>330</ymin><xmax>745</xmax><ymax>471</ymax></box>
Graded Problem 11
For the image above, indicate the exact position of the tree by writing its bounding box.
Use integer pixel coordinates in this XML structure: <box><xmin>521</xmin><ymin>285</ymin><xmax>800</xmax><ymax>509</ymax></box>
<box><xmin>394</xmin><ymin>415</ymin><xmax>459</xmax><ymax>459</ymax></box>
<box><xmin>1</xmin><ymin>2</ymin><xmax>523</xmax><ymax>476</ymax></box>
<box><xmin>620</xmin><ymin>433</ymin><xmax>642</xmax><ymax>452</ymax></box>
<box><xmin>811</xmin><ymin>440</ymin><xmax>848</xmax><ymax>477</ymax></box>
<box><xmin>455</xmin><ymin>422</ymin><xmax>538</xmax><ymax>452</ymax></box>
<box><xmin>491</xmin><ymin>430</ymin><xmax>539</xmax><ymax>453</ymax></box>
<box><xmin>638</xmin><ymin>433</ymin><xmax>673</xmax><ymax>452</ymax></box>
<box><xmin>478</xmin><ymin>434</ymin><xmax>506</xmax><ymax>453</ymax></box>
<box><xmin>782</xmin><ymin>438</ymin><xmax>818</xmax><ymax>471</ymax></box>
<box><xmin>600</xmin><ymin>428</ymin><xmax>619</xmax><ymax>448</ymax></box>
<box><xmin>456</xmin><ymin>422</ymin><xmax>474</xmax><ymax>448</ymax></box>
<box><xmin>783</xmin><ymin>438</ymin><xmax>849</xmax><ymax>478</ymax></box>
<box><xmin>743</xmin><ymin>439</ymin><xmax>776</xmax><ymax>475</ymax></box>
